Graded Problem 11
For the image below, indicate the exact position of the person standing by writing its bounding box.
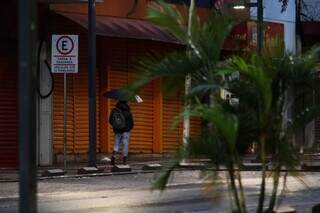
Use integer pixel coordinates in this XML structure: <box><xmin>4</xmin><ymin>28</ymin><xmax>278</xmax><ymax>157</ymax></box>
<box><xmin>109</xmin><ymin>101</ymin><xmax>134</xmax><ymax>165</ymax></box>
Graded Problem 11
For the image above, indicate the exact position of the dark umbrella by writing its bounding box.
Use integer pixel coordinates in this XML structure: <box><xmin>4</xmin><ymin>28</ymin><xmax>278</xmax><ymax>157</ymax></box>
<box><xmin>103</xmin><ymin>89</ymin><xmax>143</xmax><ymax>103</ymax></box>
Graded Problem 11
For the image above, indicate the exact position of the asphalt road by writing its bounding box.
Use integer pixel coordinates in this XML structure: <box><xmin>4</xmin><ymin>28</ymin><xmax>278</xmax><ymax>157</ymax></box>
<box><xmin>0</xmin><ymin>171</ymin><xmax>319</xmax><ymax>212</ymax></box>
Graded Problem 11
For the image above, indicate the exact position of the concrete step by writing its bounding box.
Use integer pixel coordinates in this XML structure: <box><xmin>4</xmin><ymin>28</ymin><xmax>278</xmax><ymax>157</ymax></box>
<box><xmin>100</xmin><ymin>157</ymin><xmax>111</xmax><ymax>164</ymax></box>
<box><xmin>178</xmin><ymin>162</ymin><xmax>205</xmax><ymax>169</ymax></box>
<box><xmin>142</xmin><ymin>163</ymin><xmax>162</xmax><ymax>171</ymax></box>
<box><xmin>77</xmin><ymin>167</ymin><xmax>100</xmax><ymax>174</ymax></box>
<box><xmin>241</xmin><ymin>163</ymin><xmax>262</xmax><ymax>171</ymax></box>
<box><xmin>301</xmin><ymin>161</ymin><xmax>320</xmax><ymax>170</ymax></box>
<box><xmin>271</xmin><ymin>206</ymin><xmax>296</xmax><ymax>213</ymax></box>
<box><xmin>111</xmin><ymin>165</ymin><xmax>132</xmax><ymax>172</ymax></box>
<box><xmin>42</xmin><ymin>169</ymin><xmax>66</xmax><ymax>177</ymax></box>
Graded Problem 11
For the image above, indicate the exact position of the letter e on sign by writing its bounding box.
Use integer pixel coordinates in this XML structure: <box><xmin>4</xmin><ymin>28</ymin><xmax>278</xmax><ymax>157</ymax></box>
<box><xmin>51</xmin><ymin>35</ymin><xmax>78</xmax><ymax>73</ymax></box>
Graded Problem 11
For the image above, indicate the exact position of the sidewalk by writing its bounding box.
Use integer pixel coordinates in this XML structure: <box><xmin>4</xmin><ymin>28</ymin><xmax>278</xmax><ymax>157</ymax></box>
<box><xmin>1</xmin><ymin>154</ymin><xmax>319</xmax><ymax>182</ymax></box>
<box><xmin>0</xmin><ymin>154</ymin><xmax>172</xmax><ymax>182</ymax></box>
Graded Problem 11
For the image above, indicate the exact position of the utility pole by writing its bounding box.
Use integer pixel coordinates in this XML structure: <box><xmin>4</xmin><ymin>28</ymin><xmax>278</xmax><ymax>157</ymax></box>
<box><xmin>18</xmin><ymin>0</ymin><xmax>37</xmax><ymax>212</ymax></box>
<box><xmin>88</xmin><ymin>0</ymin><xmax>97</xmax><ymax>167</ymax></box>
<box><xmin>257</xmin><ymin>0</ymin><xmax>264</xmax><ymax>54</ymax></box>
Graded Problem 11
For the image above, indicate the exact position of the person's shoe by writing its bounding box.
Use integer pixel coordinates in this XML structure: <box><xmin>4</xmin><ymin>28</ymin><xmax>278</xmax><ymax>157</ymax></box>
<box><xmin>111</xmin><ymin>156</ymin><xmax>115</xmax><ymax>166</ymax></box>
<box><xmin>123</xmin><ymin>156</ymin><xmax>127</xmax><ymax>165</ymax></box>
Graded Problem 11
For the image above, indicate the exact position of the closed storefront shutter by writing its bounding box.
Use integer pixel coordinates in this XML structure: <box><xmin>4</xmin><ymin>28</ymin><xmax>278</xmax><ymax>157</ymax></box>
<box><xmin>73</xmin><ymin>69</ymin><xmax>88</xmax><ymax>153</ymax></box>
<box><xmin>128</xmin><ymin>41</ymin><xmax>154</xmax><ymax>153</ymax></box>
<box><xmin>190</xmin><ymin>117</ymin><xmax>202</xmax><ymax>138</ymax></box>
<box><xmin>107</xmin><ymin>70</ymin><xmax>128</xmax><ymax>153</ymax></box>
<box><xmin>53</xmin><ymin>33</ymin><xmax>100</xmax><ymax>155</ymax></box>
<box><xmin>107</xmin><ymin>69</ymin><xmax>154</xmax><ymax>154</ymax></box>
<box><xmin>73</xmin><ymin>32</ymin><xmax>100</xmax><ymax>154</ymax></box>
<box><xmin>106</xmin><ymin>40</ymin><xmax>154</xmax><ymax>154</ymax></box>
<box><xmin>129</xmin><ymin>77</ymin><xmax>154</xmax><ymax>153</ymax></box>
<box><xmin>0</xmin><ymin>49</ymin><xmax>18</xmax><ymax>168</ymax></box>
<box><xmin>74</xmin><ymin>63</ymin><xmax>101</xmax><ymax>154</ymax></box>
<box><xmin>53</xmin><ymin>69</ymin><xmax>101</xmax><ymax>155</ymax></box>
<box><xmin>53</xmin><ymin>75</ymin><xmax>75</xmax><ymax>154</ymax></box>
<box><xmin>108</xmin><ymin>70</ymin><xmax>153</xmax><ymax>153</ymax></box>
<box><xmin>162</xmin><ymin>93</ymin><xmax>202</xmax><ymax>153</ymax></box>
<box><xmin>163</xmin><ymin>95</ymin><xmax>182</xmax><ymax>153</ymax></box>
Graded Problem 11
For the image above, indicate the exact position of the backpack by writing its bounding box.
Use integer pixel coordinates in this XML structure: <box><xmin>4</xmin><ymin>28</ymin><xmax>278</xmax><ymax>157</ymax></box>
<box><xmin>110</xmin><ymin>108</ymin><xmax>126</xmax><ymax>131</ymax></box>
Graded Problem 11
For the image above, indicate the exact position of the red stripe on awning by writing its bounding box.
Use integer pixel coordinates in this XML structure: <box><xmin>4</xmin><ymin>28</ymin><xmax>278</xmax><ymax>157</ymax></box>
<box><xmin>56</xmin><ymin>12</ymin><xmax>183</xmax><ymax>45</ymax></box>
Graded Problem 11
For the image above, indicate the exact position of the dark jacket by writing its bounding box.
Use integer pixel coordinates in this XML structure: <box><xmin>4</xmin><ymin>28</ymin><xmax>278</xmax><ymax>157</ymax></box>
<box><xmin>109</xmin><ymin>101</ymin><xmax>134</xmax><ymax>133</ymax></box>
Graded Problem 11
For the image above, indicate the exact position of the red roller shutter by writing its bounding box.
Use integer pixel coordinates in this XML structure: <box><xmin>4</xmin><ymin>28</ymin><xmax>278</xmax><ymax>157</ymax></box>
<box><xmin>106</xmin><ymin>39</ymin><xmax>155</xmax><ymax>154</ymax></box>
<box><xmin>53</xmin><ymin>66</ymin><xmax>101</xmax><ymax>155</ymax></box>
<box><xmin>190</xmin><ymin>117</ymin><xmax>202</xmax><ymax>138</ymax></box>
<box><xmin>73</xmin><ymin>63</ymin><xmax>101</xmax><ymax>154</ymax></box>
<box><xmin>129</xmin><ymin>77</ymin><xmax>154</xmax><ymax>153</ymax></box>
<box><xmin>162</xmin><ymin>93</ymin><xmax>202</xmax><ymax>153</ymax></box>
<box><xmin>107</xmin><ymin>70</ymin><xmax>128</xmax><ymax>153</ymax></box>
<box><xmin>107</xmin><ymin>70</ymin><xmax>154</xmax><ymax>154</ymax></box>
<box><xmin>163</xmin><ymin>94</ymin><xmax>183</xmax><ymax>153</ymax></box>
<box><xmin>0</xmin><ymin>49</ymin><xmax>18</xmax><ymax>168</ymax></box>
<box><xmin>51</xmin><ymin>17</ymin><xmax>101</xmax><ymax>155</ymax></box>
<box><xmin>53</xmin><ymin>74</ymin><xmax>75</xmax><ymax>154</ymax></box>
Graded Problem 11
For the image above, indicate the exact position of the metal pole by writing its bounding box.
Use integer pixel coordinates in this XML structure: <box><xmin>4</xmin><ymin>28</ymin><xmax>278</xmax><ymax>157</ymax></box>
<box><xmin>18</xmin><ymin>0</ymin><xmax>37</xmax><ymax>212</ymax></box>
<box><xmin>88</xmin><ymin>0</ymin><xmax>97</xmax><ymax>167</ymax></box>
<box><xmin>63</xmin><ymin>73</ymin><xmax>67</xmax><ymax>169</ymax></box>
<box><xmin>257</xmin><ymin>0</ymin><xmax>264</xmax><ymax>54</ymax></box>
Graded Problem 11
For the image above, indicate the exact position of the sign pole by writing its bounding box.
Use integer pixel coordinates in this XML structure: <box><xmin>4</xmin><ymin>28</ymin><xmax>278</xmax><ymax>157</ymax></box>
<box><xmin>51</xmin><ymin>34</ymin><xmax>78</xmax><ymax>168</ymax></box>
<box><xmin>63</xmin><ymin>72</ymin><xmax>67</xmax><ymax>169</ymax></box>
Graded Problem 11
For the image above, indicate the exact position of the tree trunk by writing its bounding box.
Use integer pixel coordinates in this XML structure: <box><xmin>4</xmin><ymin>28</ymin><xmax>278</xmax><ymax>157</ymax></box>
<box><xmin>257</xmin><ymin>133</ymin><xmax>267</xmax><ymax>213</ymax></box>
<box><xmin>182</xmin><ymin>0</ymin><xmax>195</xmax><ymax>146</ymax></box>
<box><xmin>268</xmin><ymin>165</ymin><xmax>281</xmax><ymax>211</ymax></box>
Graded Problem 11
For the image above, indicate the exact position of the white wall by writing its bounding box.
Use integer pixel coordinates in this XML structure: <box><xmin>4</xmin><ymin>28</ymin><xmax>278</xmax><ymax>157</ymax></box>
<box><xmin>250</xmin><ymin>0</ymin><xmax>296</xmax><ymax>53</ymax></box>
<box><xmin>38</xmin><ymin>42</ymin><xmax>53</xmax><ymax>166</ymax></box>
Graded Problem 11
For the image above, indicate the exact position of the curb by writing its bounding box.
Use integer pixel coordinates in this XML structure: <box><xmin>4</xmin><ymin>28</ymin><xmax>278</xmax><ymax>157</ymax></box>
<box><xmin>0</xmin><ymin>169</ymin><xmax>162</xmax><ymax>183</ymax></box>
<box><xmin>1</xmin><ymin>162</ymin><xmax>320</xmax><ymax>183</ymax></box>
<box><xmin>1</xmin><ymin>168</ymin><xmax>320</xmax><ymax>183</ymax></box>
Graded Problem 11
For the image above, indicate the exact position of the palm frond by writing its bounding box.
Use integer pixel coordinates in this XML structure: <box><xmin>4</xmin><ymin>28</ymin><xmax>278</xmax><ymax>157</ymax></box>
<box><xmin>147</xmin><ymin>0</ymin><xmax>188</xmax><ymax>42</ymax></box>
<box><xmin>129</xmin><ymin>51</ymin><xmax>202</xmax><ymax>92</ymax></box>
<box><xmin>229</xmin><ymin>55</ymin><xmax>272</xmax><ymax>117</ymax></box>
<box><xmin>190</xmin><ymin>134</ymin><xmax>227</xmax><ymax>159</ymax></box>
<box><xmin>152</xmin><ymin>146</ymin><xmax>186</xmax><ymax>191</ymax></box>
<box><xmin>288</xmin><ymin>105</ymin><xmax>320</xmax><ymax>134</ymax></box>
<box><xmin>236</xmin><ymin>107</ymin><xmax>259</xmax><ymax>154</ymax></box>
<box><xmin>191</xmin><ymin>104</ymin><xmax>239</xmax><ymax>148</ymax></box>
<box><xmin>195</xmin><ymin>13</ymin><xmax>236</xmax><ymax>63</ymax></box>
<box><xmin>280</xmin><ymin>46</ymin><xmax>320</xmax><ymax>85</ymax></box>
<box><xmin>187</xmin><ymin>84</ymin><xmax>220</xmax><ymax>99</ymax></box>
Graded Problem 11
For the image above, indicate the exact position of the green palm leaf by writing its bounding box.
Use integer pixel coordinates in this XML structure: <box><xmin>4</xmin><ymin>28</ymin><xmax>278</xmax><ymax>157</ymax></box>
<box><xmin>147</xmin><ymin>0</ymin><xmax>188</xmax><ymax>42</ymax></box>
<box><xmin>229</xmin><ymin>55</ymin><xmax>272</xmax><ymax>118</ymax></box>
<box><xmin>191</xmin><ymin>104</ymin><xmax>239</xmax><ymax>149</ymax></box>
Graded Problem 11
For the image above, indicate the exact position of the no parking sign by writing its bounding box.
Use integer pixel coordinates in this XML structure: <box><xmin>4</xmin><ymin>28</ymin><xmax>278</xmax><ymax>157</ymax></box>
<box><xmin>51</xmin><ymin>35</ymin><xmax>78</xmax><ymax>73</ymax></box>
<box><xmin>51</xmin><ymin>34</ymin><xmax>79</xmax><ymax>168</ymax></box>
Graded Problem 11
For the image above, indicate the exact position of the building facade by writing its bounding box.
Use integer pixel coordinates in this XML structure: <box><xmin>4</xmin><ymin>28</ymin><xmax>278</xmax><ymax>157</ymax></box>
<box><xmin>295</xmin><ymin>0</ymin><xmax>320</xmax><ymax>150</ymax></box>
<box><xmin>0</xmin><ymin>0</ymin><xmax>285</xmax><ymax>168</ymax></box>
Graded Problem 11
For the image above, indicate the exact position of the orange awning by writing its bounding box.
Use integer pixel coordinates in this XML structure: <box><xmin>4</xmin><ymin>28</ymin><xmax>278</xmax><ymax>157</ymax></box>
<box><xmin>56</xmin><ymin>12</ymin><xmax>183</xmax><ymax>45</ymax></box>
